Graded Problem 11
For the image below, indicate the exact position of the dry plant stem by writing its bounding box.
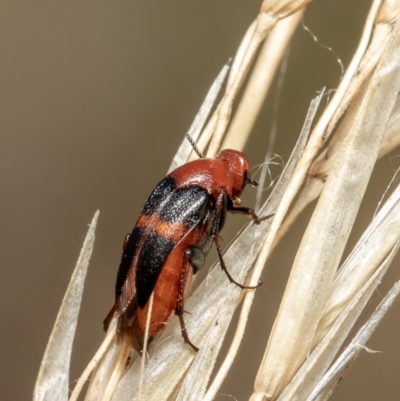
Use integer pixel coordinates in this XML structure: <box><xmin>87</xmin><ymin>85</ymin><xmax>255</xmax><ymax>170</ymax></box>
<box><xmin>277</xmin><ymin>85</ymin><xmax>400</xmax><ymax>248</ymax></box>
<box><xmin>277</xmin><ymin>242</ymin><xmax>400</xmax><ymax>401</ymax></box>
<box><xmin>101</xmin><ymin>342</ymin><xmax>131</xmax><ymax>401</ymax></box>
<box><xmin>379</xmin><ymin>96</ymin><xmax>400</xmax><ymax>157</ymax></box>
<box><xmin>169</xmin><ymin>63</ymin><xmax>229</xmax><ymax>171</ymax></box>
<box><xmin>138</xmin><ymin>293</ymin><xmax>154</xmax><ymax>401</ymax></box>
<box><xmin>84</xmin><ymin>333</ymin><xmax>122</xmax><ymax>401</ymax></box>
<box><xmin>222</xmin><ymin>10</ymin><xmax>303</xmax><ymax>151</ymax></box>
<box><xmin>227</xmin><ymin>20</ymin><xmax>257</xmax><ymax>91</ymax></box>
<box><xmin>276</xmin><ymin>1</ymin><xmax>400</xmax><ymax>246</ymax></box>
<box><xmin>379</xmin><ymin>0</ymin><xmax>400</xmax><ymax>24</ymax></box>
<box><xmin>206</xmin><ymin>11</ymin><xmax>278</xmax><ymax>158</ymax></box>
<box><xmin>195</xmin><ymin>20</ymin><xmax>257</xmax><ymax>156</ymax></box>
<box><xmin>274</xmin><ymin>77</ymin><xmax>370</xmax><ymax>246</ymax></box>
<box><xmin>195</xmin><ymin>107</ymin><xmax>218</xmax><ymax>158</ymax></box>
<box><xmin>305</xmin><ymin>0</ymin><xmax>382</xmax><ymax>149</ymax></box>
<box><xmin>110</xmin><ymin>294</ymin><xmax>214</xmax><ymax>400</ymax></box>
<box><xmin>200</xmin><ymin>1</ymin><xmax>314</xmax><ymax>158</ymax></box>
<box><xmin>308</xmin><ymin>280</ymin><xmax>400</xmax><ymax>401</ymax></box>
<box><xmin>260</xmin><ymin>0</ymin><xmax>314</xmax><ymax>17</ymax></box>
<box><xmin>34</xmin><ymin>211</ymin><xmax>99</xmax><ymax>401</ymax></box>
<box><xmin>314</xmin><ymin>180</ymin><xmax>400</xmax><ymax>344</ymax></box>
<box><xmin>203</xmin><ymin>93</ymin><xmax>323</xmax><ymax>401</ymax></box>
<box><xmin>251</xmin><ymin>18</ymin><xmax>400</xmax><ymax>400</ymax></box>
<box><xmin>326</xmin><ymin>24</ymin><xmax>390</xmax><ymax>133</ymax></box>
<box><xmin>269</xmin><ymin>0</ymin><xmax>383</xmax><ymax>255</ymax></box>
<box><xmin>69</xmin><ymin>318</ymin><xmax>117</xmax><ymax>401</ymax></box>
<box><xmin>327</xmin><ymin>0</ymin><xmax>400</xmax><ymax>136</ymax></box>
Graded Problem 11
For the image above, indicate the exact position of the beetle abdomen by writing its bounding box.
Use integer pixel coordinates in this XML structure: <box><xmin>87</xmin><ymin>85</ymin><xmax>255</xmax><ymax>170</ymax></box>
<box><xmin>125</xmin><ymin>246</ymin><xmax>193</xmax><ymax>351</ymax></box>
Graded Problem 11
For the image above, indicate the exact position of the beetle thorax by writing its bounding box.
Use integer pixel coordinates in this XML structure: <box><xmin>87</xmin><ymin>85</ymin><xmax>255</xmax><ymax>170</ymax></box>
<box><xmin>215</xmin><ymin>149</ymin><xmax>250</xmax><ymax>198</ymax></box>
<box><xmin>168</xmin><ymin>149</ymin><xmax>250</xmax><ymax>200</ymax></box>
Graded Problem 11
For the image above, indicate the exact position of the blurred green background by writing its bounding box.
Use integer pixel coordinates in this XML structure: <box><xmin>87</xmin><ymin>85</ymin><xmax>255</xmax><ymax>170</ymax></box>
<box><xmin>1</xmin><ymin>0</ymin><xmax>399</xmax><ymax>400</ymax></box>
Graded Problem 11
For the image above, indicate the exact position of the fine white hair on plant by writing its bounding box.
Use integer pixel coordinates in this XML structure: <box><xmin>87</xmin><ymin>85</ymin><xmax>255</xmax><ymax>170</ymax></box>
<box><xmin>301</xmin><ymin>14</ymin><xmax>345</xmax><ymax>79</ymax></box>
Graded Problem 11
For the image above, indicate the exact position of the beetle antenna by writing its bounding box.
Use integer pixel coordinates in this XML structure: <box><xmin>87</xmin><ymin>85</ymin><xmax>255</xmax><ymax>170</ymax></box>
<box><xmin>185</xmin><ymin>134</ymin><xmax>205</xmax><ymax>158</ymax></box>
<box><xmin>247</xmin><ymin>177</ymin><xmax>259</xmax><ymax>187</ymax></box>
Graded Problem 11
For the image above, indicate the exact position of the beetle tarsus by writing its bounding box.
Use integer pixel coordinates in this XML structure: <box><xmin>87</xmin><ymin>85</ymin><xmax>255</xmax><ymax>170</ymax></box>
<box><xmin>254</xmin><ymin>212</ymin><xmax>275</xmax><ymax>224</ymax></box>
<box><xmin>177</xmin><ymin>311</ymin><xmax>199</xmax><ymax>352</ymax></box>
<box><xmin>214</xmin><ymin>235</ymin><xmax>262</xmax><ymax>290</ymax></box>
<box><xmin>228</xmin><ymin>205</ymin><xmax>260</xmax><ymax>223</ymax></box>
<box><xmin>227</xmin><ymin>202</ymin><xmax>274</xmax><ymax>225</ymax></box>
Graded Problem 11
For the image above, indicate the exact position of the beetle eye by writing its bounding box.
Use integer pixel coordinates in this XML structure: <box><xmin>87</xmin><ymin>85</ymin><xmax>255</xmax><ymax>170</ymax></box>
<box><xmin>242</xmin><ymin>171</ymin><xmax>248</xmax><ymax>190</ymax></box>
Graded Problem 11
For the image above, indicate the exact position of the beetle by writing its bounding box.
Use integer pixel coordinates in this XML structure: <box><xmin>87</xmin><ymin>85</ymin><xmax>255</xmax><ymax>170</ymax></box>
<box><xmin>103</xmin><ymin>139</ymin><xmax>268</xmax><ymax>352</ymax></box>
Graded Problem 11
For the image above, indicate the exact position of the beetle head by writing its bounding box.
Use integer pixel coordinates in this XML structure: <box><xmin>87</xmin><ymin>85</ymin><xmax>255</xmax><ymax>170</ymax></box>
<box><xmin>216</xmin><ymin>149</ymin><xmax>258</xmax><ymax>197</ymax></box>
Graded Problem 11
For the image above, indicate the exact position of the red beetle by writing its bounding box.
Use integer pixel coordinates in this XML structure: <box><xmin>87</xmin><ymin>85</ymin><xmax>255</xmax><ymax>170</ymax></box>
<box><xmin>103</xmin><ymin>142</ymin><xmax>265</xmax><ymax>352</ymax></box>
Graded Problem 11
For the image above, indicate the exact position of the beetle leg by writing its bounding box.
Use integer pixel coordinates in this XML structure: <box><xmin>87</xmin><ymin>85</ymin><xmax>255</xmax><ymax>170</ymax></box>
<box><xmin>176</xmin><ymin>314</ymin><xmax>199</xmax><ymax>352</ymax></box>
<box><xmin>175</xmin><ymin>254</ymin><xmax>199</xmax><ymax>352</ymax></box>
<box><xmin>185</xmin><ymin>246</ymin><xmax>206</xmax><ymax>274</ymax></box>
<box><xmin>213</xmin><ymin>191</ymin><xmax>262</xmax><ymax>290</ymax></box>
<box><xmin>228</xmin><ymin>205</ymin><xmax>260</xmax><ymax>223</ymax></box>
<box><xmin>227</xmin><ymin>200</ymin><xmax>274</xmax><ymax>225</ymax></box>
<box><xmin>214</xmin><ymin>238</ymin><xmax>262</xmax><ymax>289</ymax></box>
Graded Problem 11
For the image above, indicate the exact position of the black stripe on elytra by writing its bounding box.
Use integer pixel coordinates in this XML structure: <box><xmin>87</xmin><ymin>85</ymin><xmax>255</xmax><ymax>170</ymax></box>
<box><xmin>142</xmin><ymin>176</ymin><xmax>176</xmax><ymax>216</ymax></box>
<box><xmin>136</xmin><ymin>230</ymin><xmax>175</xmax><ymax>308</ymax></box>
<box><xmin>115</xmin><ymin>225</ymin><xmax>145</xmax><ymax>299</ymax></box>
<box><xmin>159</xmin><ymin>185</ymin><xmax>211</xmax><ymax>227</ymax></box>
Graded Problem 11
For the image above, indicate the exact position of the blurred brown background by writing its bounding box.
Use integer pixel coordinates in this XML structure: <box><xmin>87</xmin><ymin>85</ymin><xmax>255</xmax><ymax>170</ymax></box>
<box><xmin>1</xmin><ymin>0</ymin><xmax>399</xmax><ymax>400</ymax></box>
